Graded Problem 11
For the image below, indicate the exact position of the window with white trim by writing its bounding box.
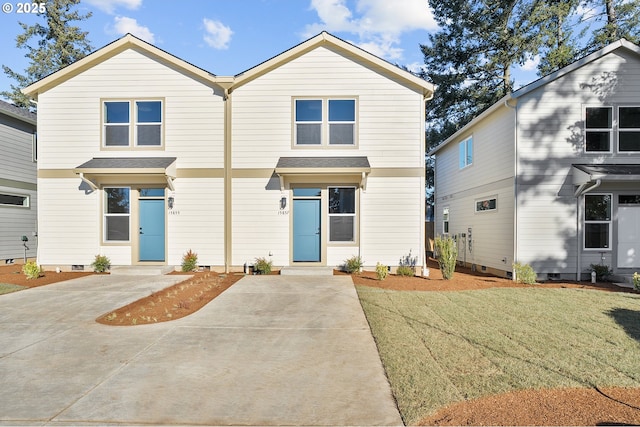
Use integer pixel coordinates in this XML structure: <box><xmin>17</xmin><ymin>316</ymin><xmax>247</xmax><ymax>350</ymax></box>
<box><xmin>294</xmin><ymin>98</ymin><xmax>356</xmax><ymax>146</ymax></box>
<box><xmin>0</xmin><ymin>193</ymin><xmax>29</xmax><ymax>207</ymax></box>
<box><xmin>104</xmin><ymin>187</ymin><xmax>130</xmax><ymax>242</ymax></box>
<box><xmin>584</xmin><ymin>193</ymin><xmax>611</xmax><ymax>250</ymax></box>
<box><xmin>475</xmin><ymin>197</ymin><xmax>497</xmax><ymax>212</ymax></box>
<box><xmin>328</xmin><ymin>187</ymin><xmax>356</xmax><ymax>242</ymax></box>
<box><xmin>458</xmin><ymin>136</ymin><xmax>473</xmax><ymax>169</ymax></box>
<box><xmin>585</xmin><ymin>107</ymin><xmax>612</xmax><ymax>152</ymax></box>
<box><xmin>103</xmin><ymin>100</ymin><xmax>162</xmax><ymax>147</ymax></box>
<box><xmin>619</xmin><ymin>106</ymin><xmax>640</xmax><ymax>152</ymax></box>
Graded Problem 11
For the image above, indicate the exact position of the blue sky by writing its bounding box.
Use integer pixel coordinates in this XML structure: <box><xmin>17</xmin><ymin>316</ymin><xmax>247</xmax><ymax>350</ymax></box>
<box><xmin>0</xmin><ymin>0</ymin><xmax>540</xmax><ymax>101</ymax></box>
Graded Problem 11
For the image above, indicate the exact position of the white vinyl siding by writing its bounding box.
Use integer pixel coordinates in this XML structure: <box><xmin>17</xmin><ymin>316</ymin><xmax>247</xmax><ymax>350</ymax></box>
<box><xmin>36</xmin><ymin>49</ymin><xmax>224</xmax><ymax>170</ymax></box>
<box><xmin>231</xmin><ymin>46</ymin><xmax>424</xmax><ymax>169</ymax></box>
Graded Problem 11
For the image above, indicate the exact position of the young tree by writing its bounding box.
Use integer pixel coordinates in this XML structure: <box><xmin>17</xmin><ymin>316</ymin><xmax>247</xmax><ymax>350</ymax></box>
<box><xmin>2</xmin><ymin>0</ymin><xmax>93</xmax><ymax>109</ymax></box>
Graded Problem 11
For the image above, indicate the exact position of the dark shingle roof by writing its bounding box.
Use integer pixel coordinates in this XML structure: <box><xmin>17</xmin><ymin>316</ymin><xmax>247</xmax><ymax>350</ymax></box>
<box><xmin>0</xmin><ymin>100</ymin><xmax>37</xmax><ymax>125</ymax></box>
<box><xmin>276</xmin><ymin>156</ymin><xmax>370</xmax><ymax>169</ymax></box>
<box><xmin>573</xmin><ymin>164</ymin><xmax>640</xmax><ymax>177</ymax></box>
<box><xmin>76</xmin><ymin>157</ymin><xmax>177</xmax><ymax>170</ymax></box>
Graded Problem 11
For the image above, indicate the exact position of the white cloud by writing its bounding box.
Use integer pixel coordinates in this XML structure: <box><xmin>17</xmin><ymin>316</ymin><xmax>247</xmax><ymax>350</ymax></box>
<box><xmin>202</xmin><ymin>18</ymin><xmax>233</xmax><ymax>50</ymax></box>
<box><xmin>110</xmin><ymin>16</ymin><xmax>155</xmax><ymax>43</ymax></box>
<box><xmin>305</xmin><ymin>0</ymin><xmax>437</xmax><ymax>61</ymax></box>
<box><xmin>85</xmin><ymin>0</ymin><xmax>142</xmax><ymax>14</ymax></box>
<box><xmin>520</xmin><ymin>55</ymin><xmax>540</xmax><ymax>72</ymax></box>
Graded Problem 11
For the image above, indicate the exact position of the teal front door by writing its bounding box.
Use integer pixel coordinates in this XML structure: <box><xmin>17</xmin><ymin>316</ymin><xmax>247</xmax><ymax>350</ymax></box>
<box><xmin>139</xmin><ymin>199</ymin><xmax>165</xmax><ymax>261</ymax></box>
<box><xmin>293</xmin><ymin>199</ymin><xmax>321</xmax><ymax>262</ymax></box>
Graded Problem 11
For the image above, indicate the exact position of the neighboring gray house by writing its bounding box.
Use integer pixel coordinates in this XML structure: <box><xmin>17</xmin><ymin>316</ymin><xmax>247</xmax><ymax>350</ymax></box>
<box><xmin>0</xmin><ymin>100</ymin><xmax>37</xmax><ymax>263</ymax></box>
<box><xmin>430</xmin><ymin>39</ymin><xmax>640</xmax><ymax>282</ymax></box>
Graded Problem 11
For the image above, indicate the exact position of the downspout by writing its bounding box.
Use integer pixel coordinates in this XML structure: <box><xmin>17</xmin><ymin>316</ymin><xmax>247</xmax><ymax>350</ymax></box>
<box><xmin>574</xmin><ymin>179</ymin><xmax>601</xmax><ymax>281</ymax></box>
<box><xmin>223</xmin><ymin>86</ymin><xmax>233</xmax><ymax>273</ymax></box>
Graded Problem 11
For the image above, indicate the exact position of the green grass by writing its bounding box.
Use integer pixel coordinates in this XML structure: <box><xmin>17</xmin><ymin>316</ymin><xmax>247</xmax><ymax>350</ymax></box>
<box><xmin>0</xmin><ymin>283</ymin><xmax>27</xmax><ymax>295</ymax></box>
<box><xmin>357</xmin><ymin>287</ymin><xmax>640</xmax><ymax>425</ymax></box>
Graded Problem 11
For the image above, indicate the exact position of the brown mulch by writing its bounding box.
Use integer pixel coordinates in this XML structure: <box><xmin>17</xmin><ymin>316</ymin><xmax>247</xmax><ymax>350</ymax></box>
<box><xmin>2</xmin><ymin>261</ymin><xmax>639</xmax><ymax>425</ymax></box>
<box><xmin>0</xmin><ymin>263</ymin><xmax>93</xmax><ymax>287</ymax></box>
<box><xmin>95</xmin><ymin>270</ymin><xmax>244</xmax><ymax>325</ymax></box>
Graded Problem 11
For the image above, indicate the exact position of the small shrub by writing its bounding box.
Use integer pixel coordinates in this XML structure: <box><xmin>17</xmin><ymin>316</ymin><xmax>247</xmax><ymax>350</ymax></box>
<box><xmin>91</xmin><ymin>254</ymin><xmax>111</xmax><ymax>273</ymax></box>
<box><xmin>396</xmin><ymin>265</ymin><xmax>415</xmax><ymax>277</ymax></box>
<box><xmin>254</xmin><ymin>257</ymin><xmax>272</xmax><ymax>275</ymax></box>
<box><xmin>375</xmin><ymin>263</ymin><xmax>388</xmax><ymax>280</ymax></box>
<box><xmin>399</xmin><ymin>250</ymin><xmax>418</xmax><ymax>269</ymax></box>
<box><xmin>344</xmin><ymin>255</ymin><xmax>363</xmax><ymax>274</ymax></box>
<box><xmin>181</xmin><ymin>249</ymin><xmax>198</xmax><ymax>272</ymax></box>
<box><xmin>22</xmin><ymin>261</ymin><xmax>43</xmax><ymax>280</ymax></box>
<box><xmin>633</xmin><ymin>272</ymin><xmax>639</xmax><ymax>291</ymax></box>
<box><xmin>513</xmin><ymin>262</ymin><xmax>537</xmax><ymax>284</ymax></box>
<box><xmin>588</xmin><ymin>263</ymin><xmax>612</xmax><ymax>281</ymax></box>
<box><xmin>434</xmin><ymin>236</ymin><xmax>457</xmax><ymax>280</ymax></box>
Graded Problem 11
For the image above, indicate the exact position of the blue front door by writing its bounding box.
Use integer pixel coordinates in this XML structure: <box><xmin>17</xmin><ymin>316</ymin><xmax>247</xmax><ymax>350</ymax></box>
<box><xmin>139</xmin><ymin>199</ymin><xmax>165</xmax><ymax>261</ymax></box>
<box><xmin>293</xmin><ymin>199</ymin><xmax>321</xmax><ymax>262</ymax></box>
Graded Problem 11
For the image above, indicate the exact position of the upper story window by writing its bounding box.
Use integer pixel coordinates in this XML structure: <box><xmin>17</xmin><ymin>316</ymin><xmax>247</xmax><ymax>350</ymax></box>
<box><xmin>619</xmin><ymin>106</ymin><xmax>640</xmax><ymax>152</ymax></box>
<box><xmin>103</xmin><ymin>100</ymin><xmax>163</xmax><ymax>148</ymax></box>
<box><xmin>294</xmin><ymin>98</ymin><xmax>356</xmax><ymax>147</ymax></box>
<box><xmin>585</xmin><ymin>107</ymin><xmax>612</xmax><ymax>152</ymax></box>
<box><xmin>585</xmin><ymin>106</ymin><xmax>640</xmax><ymax>153</ymax></box>
<box><xmin>458</xmin><ymin>136</ymin><xmax>473</xmax><ymax>169</ymax></box>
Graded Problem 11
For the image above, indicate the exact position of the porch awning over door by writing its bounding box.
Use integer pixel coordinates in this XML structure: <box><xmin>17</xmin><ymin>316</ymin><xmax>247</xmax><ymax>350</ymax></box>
<box><xmin>74</xmin><ymin>157</ymin><xmax>177</xmax><ymax>190</ymax></box>
<box><xmin>275</xmin><ymin>156</ymin><xmax>371</xmax><ymax>190</ymax></box>
<box><xmin>572</xmin><ymin>164</ymin><xmax>640</xmax><ymax>185</ymax></box>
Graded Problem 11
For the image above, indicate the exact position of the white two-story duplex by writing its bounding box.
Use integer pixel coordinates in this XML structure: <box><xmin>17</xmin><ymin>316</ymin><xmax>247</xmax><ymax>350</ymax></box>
<box><xmin>430</xmin><ymin>39</ymin><xmax>640</xmax><ymax>282</ymax></box>
<box><xmin>23</xmin><ymin>32</ymin><xmax>433</xmax><ymax>272</ymax></box>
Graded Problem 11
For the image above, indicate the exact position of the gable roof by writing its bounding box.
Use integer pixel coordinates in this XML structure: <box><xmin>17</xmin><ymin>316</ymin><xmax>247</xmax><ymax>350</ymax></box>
<box><xmin>23</xmin><ymin>32</ymin><xmax>433</xmax><ymax>100</ymax></box>
<box><xmin>22</xmin><ymin>34</ymin><xmax>232</xmax><ymax>98</ymax></box>
<box><xmin>232</xmin><ymin>32</ymin><xmax>434</xmax><ymax>97</ymax></box>
<box><xmin>429</xmin><ymin>38</ymin><xmax>640</xmax><ymax>155</ymax></box>
<box><xmin>0</xmin><ymin>100</ymin><xmax>36</xmax><ymax>125</ymax></box>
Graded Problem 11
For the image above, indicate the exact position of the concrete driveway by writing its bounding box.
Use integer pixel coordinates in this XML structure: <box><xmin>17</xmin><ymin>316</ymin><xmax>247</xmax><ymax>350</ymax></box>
<box><xmin>0</xmin><ymin>273</ymin><xmax>402</xmax><ymax>426</ymax></box>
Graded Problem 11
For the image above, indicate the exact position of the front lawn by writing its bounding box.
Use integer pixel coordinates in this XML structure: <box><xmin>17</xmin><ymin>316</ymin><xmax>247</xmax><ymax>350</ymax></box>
<box><xmin>357</xmin><ymin>286</ymin><xmax>640</xmax><ymax>425</ymax></box>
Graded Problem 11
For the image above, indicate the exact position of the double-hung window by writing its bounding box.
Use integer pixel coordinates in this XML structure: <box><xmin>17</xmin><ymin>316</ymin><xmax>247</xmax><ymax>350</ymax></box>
<box><xmin>328</xmin><ymin>187</ymin><xmax>356</xmax><ymax>242</ymax></box>
<box><xmin>584</xmin><ymin>194</ymin><xmax>611</xmax><ymax>250</ymax></box>
<box><xmin>294</xmin><ymin>98</ymin><xmax>356</xmax><ymax>146</ymax></box>
<box><xmin>442</xmin><ymin>207</ymin><xmax>449</xmax><ymax>234</ymax></box>
<box><xmin>585</xmin><ymin>107</ymin><xmax>612</xmax><ymax>152</ymax></box>
<box><xmin>104</xmin><ymin>187</ymin><xmax>130</xmax><ymax>242</ymax></box>
<box><xmin>619</xmin><ymin>106</ymin><xmax>640</xmax><ymax>152</ymax></box>
<box><xmin>458</xmin><ymin>136</ymin><xmax>473</xmax><ymax>169</ymax></box>
<box><xmin>103</xmin><ymin>100</ymin><xmax>163</xmax><ymax>147</ymax></box>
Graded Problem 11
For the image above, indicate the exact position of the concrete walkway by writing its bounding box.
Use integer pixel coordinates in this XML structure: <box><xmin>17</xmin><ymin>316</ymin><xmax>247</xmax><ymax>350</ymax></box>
<box><xmin>0</xmin><ymin>273</ymin><xmax>402</xmax><ymax>426</ymax></box>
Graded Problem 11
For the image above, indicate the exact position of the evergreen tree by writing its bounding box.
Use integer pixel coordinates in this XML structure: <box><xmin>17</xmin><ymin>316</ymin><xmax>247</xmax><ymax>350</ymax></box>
<box><xmin>585</xmin><ymin>0</ymin><xmax>640</xmax><ymax>48</ymax></box>
<box><xmin>2</xmin><ymin>0</ymin><xmax>93</xmax><ymax>110</ymax></box>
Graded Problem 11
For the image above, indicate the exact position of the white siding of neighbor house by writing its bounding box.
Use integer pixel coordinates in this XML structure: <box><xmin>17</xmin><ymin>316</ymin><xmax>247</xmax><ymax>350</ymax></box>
<box><xmin>515</xmin><ymin>49</ymin><xmax>640</xmax><ymax>276</ymax></box>
<box><xmin>434</xmin><ymin>105</ymin><xmax>516</xmax><ymax>273</ymax></box>
<box><xmin>230</xmin><ymin>45</ymin><xmax>426</xmax><ymax>268</ymax></box>
<box><xmin>36</xmin><ymin>48</ymin><xmax>225</xmax><ymax>267</ymax></box>
<box><xmin>0</xmin><ymin>113</ymin><xmax>37</xmax><ymax>260</ymax></box>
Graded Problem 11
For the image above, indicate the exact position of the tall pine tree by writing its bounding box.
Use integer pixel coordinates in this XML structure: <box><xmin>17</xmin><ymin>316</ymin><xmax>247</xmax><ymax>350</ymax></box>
<box><xmin>2</xmin><ymin>0</ymin><xmax>93</xmax><ymax>110</ymax></box>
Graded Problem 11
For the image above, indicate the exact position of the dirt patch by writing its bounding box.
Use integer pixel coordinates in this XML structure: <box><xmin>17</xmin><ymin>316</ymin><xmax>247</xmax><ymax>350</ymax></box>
<box><xmin>420</xmin><ymin>387</ymin><xmax>640</xmax><ymax>426</ymax></box>
<box><xmin>0</xmin><ymin>263</ymin><xmax>93</xmax><ymax>288</ymax></box>
<box><xmin>2</xmin><ymin>260</ymin><xmax>639</xmax><ymax>425</ymax></box>
<box><xmin>96</xmin><ymin>271</ymin><xmax>244</xmax><ymax>325</ymax></box>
